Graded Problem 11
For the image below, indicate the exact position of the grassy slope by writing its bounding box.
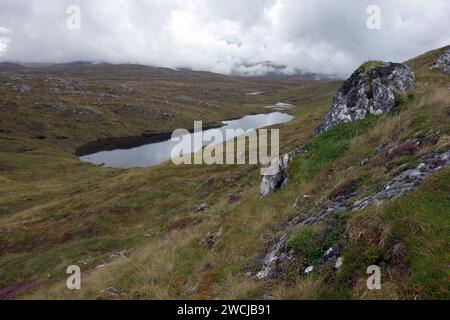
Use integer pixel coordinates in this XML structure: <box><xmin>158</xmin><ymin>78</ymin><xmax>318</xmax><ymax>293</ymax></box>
<box><xmin>275</xmin><ymin>46</ymin><xmax>450</xmax><ymax>300</ymax></box>
<box><xmin>1</xmin><ymin>47</ymin><xmax>449</xmax><ymax>300</ymax></box>
<box><xmin>12</xmin><ymin>96</ymin><xmax>337</xmax><ymax>299</ymax></box>
<box><xmin>0</xmin><ymin>65</ymin><xmax>340</xmax><ymax>297</ymax></box>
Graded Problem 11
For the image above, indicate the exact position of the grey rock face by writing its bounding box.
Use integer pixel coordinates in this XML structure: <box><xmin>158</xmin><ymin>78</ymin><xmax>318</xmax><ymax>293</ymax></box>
<box><xmin>352</xmin><ymin>149</ymin><xmax>450</xmax><ymax>211</ymax></box>
<box><xmin>316</xmin><ymin>62</ymin><xmax>415</xmax><ymax>134</ymax></box>
<box><xmin>260</xmin><ymin>148</ymin><xmax>302</xmax><ymax>197</ymax></box>
<box><xmin>255</xmin><ymin>236</ymin><xmax>287</xmax><ymax>280</ymax></box>
<box><xmin>431</xmin><ymin>47</ymin><xmax>450</xmax><ymax>73</ymax></box>
<box><xmin>260</xmin><ymin>154</ymin><xmax>290</xmax><ymax>197</ymax></box>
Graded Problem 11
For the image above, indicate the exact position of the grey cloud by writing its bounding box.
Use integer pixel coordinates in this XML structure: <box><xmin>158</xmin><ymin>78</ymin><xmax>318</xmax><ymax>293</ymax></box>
<box><xmin>0</xmin><ymin>0</ymin><xmax>449</xmax><ymax>77</ymax></box>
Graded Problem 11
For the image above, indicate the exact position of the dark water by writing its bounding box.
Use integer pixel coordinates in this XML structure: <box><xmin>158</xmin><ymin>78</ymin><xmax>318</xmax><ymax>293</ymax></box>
<box><xmin>79</xmin><ymin>112</ymin><xmax>294</xmax><ymax>168</ymax></box>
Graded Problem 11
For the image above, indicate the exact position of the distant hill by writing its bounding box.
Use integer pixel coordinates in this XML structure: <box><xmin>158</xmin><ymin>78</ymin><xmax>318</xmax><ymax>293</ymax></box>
<box><xmin>0</xmin><ymin>62</ymin><xmax>25</xmax><ymax>72</ymax></box>
<box><xmin>231</xmin><ymin>60</ymin><xmax>339</xmax><ymax>80</ymax></box>
<box><xmin>0</xmin><ymin>59</ymin><xmax>339</xmax><ymax>81</ymax></box>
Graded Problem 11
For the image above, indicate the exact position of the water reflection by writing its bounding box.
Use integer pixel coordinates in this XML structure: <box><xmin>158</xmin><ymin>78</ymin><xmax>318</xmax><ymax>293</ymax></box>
<box><xmin>79</xmin><ymin>112</ymin><xmax>294</xmax><ymax>168</ymax></box>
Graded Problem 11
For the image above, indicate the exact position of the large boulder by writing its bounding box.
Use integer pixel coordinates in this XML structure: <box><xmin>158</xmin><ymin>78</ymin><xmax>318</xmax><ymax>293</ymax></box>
<box><xmin>315</xmin><ymin>61</ymin><xmax>415</xmax><ymax>134</ymax></box>
<box><xmin>431</xmin><ymin>47</ymin><xmax>450</xmax><ymax>73</ymax></box>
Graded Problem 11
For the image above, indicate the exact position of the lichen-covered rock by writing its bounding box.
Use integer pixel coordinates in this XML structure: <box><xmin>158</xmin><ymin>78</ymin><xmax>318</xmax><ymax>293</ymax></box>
<box><xmin>431</xmin><ymin>47</ymin><xmax>450</xmax><ymax>73</ymax></box>
<box><xmin>352</xmin><ymin>149</ymin><xmax>450</xmax><ymax>211</ymax></box>
<box><xmin>259</xmin><ymin>154</ymin><xmax>290</xmax><ymax>197</ymax></box>
<box><xmin>260</xmin><ymin>147</ymin><xmax>303</xmax><ymax>197</ymax></box>
<box><xmin>315</xmin><ymin>61</ymin><xmax>415</xmax><ymax>134</ymax></box>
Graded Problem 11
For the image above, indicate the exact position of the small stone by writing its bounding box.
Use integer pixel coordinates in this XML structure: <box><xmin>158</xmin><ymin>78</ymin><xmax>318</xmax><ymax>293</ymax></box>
<box><xmin>109</xmin><ymin>252</ymin><xmax>127</xmax><ymax>259</ymax></box>
<box><xmin>196</xmin><ymin>203</ymin><xmax>209</xmax><ymax>212</ymax></box>
<box><xmin>199</xmin><ymin>227</ymin><xmax>223</xmax><ymax>247</ymax></box>
<box><xmin>304</xmin><ymin>266</ymin><xmax>314</xmax><ymax>274</ymax></box>
<box><xmin>100</xmin><ymin>287</ymin><xmax>123</xmax><ymax>297</ymax></box>
<box><xmin>335</xmin><ymin>257</ymin><xmax>344</xmax><ymax>270</ymax></box>
<box><xmin>360</xmin><ymin>159</ymin><xmax>369</xmax><ymax>165</ymax></box>
<box><xmin>255</xmin><ymin>266</ymin><xmax>271</xmax><ymax>280</ymax></box>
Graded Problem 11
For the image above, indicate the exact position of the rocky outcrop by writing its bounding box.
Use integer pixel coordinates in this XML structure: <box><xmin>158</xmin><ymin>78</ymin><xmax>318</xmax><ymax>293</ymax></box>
<box><xmin>316</xmin><ymin>62</ymin><xmax>415</xmax><ymax>134</ymax></box>
<box><xmin>431</xmin><ymin>47</ymin><xmax>450</xmax><ymax>73</ymax></box>
<box><xmin>255</xmin><ymin>149</ymin><xmax>450</xmax><ymax>279</ymax></box>
<box><xmin>352</xmin><ymin>149</ymin><xmax>450</xmax><ymax>211</ymax></box>
<box><xmin>260</xmin><ymin>148</ymin><xmax>302</xmax><ymax>197</ymax></box>
<box><xmin>255</xmin><ymin>236</ymin><xmax>287</xmax><ymax>279</ymax></box>
<box><xmin>259</xmin><ymin>62</ymin><xmax>415</xmax><ymax>195</ymax></box>
<box><xmin>260</xmin><ymin>154</ymin><xmax>290</xmax><ymax>197</ymax></box>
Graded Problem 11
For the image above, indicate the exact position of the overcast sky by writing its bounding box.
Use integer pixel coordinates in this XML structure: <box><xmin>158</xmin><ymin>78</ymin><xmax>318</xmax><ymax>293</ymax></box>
<box><xmin>0</xmin><ymin>0</ymin><xmax>449</xmax><ymax>77</ymax></box>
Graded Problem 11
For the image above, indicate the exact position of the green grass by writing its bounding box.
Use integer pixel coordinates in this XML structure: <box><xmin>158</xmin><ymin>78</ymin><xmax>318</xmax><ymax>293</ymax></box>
<box><xmin>290</xmin><ymin>116</ymin><xmax>377</xmax><ymax>181</ymax></box>
<box><xmin>319</xmin><ymin>169</ymin><xmax>450</xmax><ymax>300</ymax></box>
<box><xmin>287</xmin><ymin>226</ymin><xmax>322</xmax><ymax>265</ymax></box>
<box><xmin>385</xmin><ymin>169</ymin><xmax>450</xmax><ymax>299</ymax></box>
<box><xmin>0</xmin><ymin>234</ymin><xmax>136</xmax><ymax>287</ymax></box>
<box><xmin>0</xmin><ymin>66</ymin><xmax>341</xmax><ymax>299</ymax></box>
<box><xmin>287</xmin><ymin>214</ymin><xmax>347</xmax><ymax>266</ymax></box>
<box><xmin>356</xmin><ymin>60</ymin><xmax>386</xmax><ymax>74</ymax></box>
